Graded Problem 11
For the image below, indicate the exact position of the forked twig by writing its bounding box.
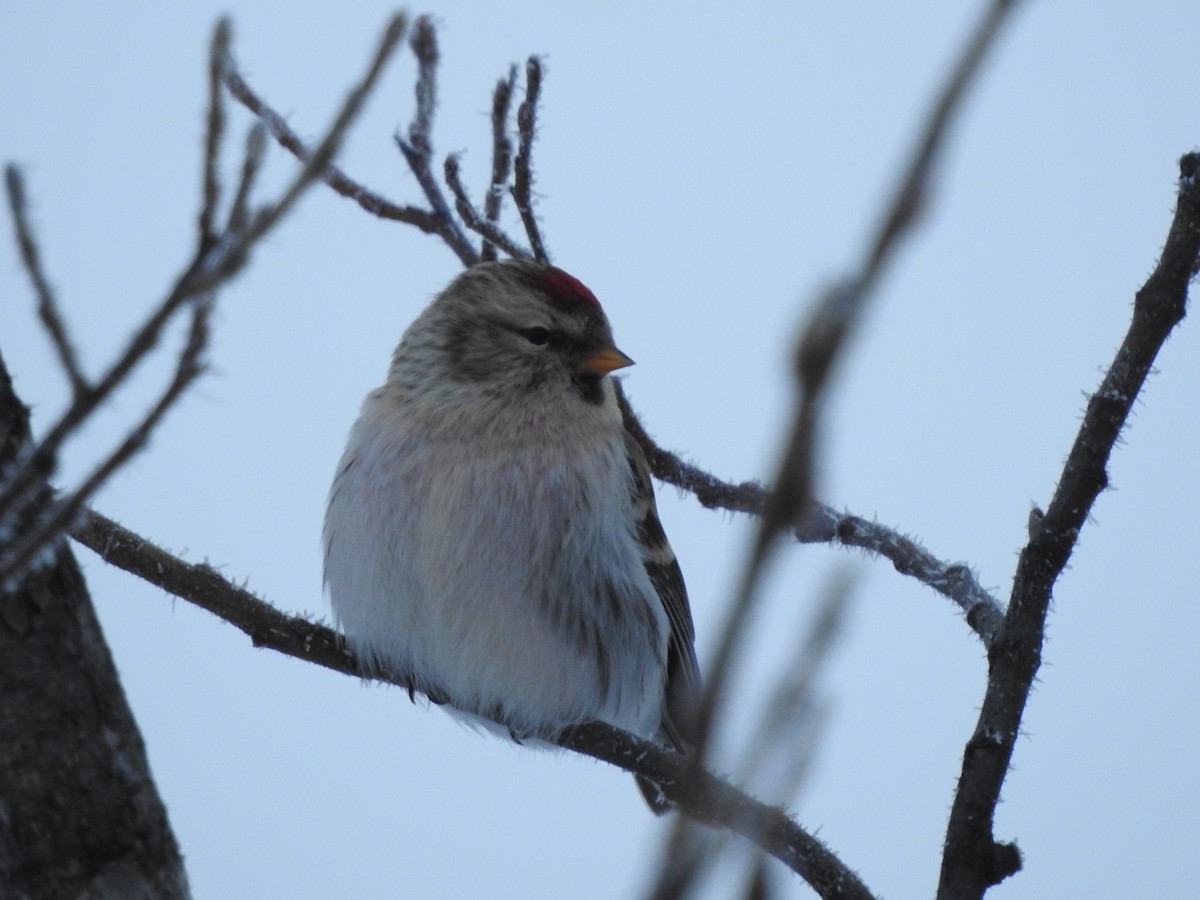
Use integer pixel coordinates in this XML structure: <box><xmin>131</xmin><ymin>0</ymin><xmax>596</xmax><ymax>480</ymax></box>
<box><xmin>220</xmin><ymin>34</ymin><xmax>452</xmax><ymax>249</ymax></box>
<box><xmin>444</xmin><ymin>154</ymin><xmax>531</xmax><ymax>259</ymax></box>
<box><xmin>0</xmin><ymin>14</ymin><xmax>407</xmax><ymax>584</ymax></box>
<box><xmin>392</xmin><ymin>16</ymin><xmax>479</xmax><ymax>265</ymax></box>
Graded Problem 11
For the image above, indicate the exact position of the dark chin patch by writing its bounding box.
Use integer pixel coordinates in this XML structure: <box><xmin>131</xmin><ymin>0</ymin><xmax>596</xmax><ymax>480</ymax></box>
<box><xmin>572</xmin><ymin>373</ymin><xmax>605</xmax><ymax>405</ymax></box>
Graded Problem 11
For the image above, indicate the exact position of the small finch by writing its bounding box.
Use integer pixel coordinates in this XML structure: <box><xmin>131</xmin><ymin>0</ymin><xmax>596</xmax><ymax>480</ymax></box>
<box><xmin>323</xmin><ymin>259</ymin><xmax>700</xmax><ymax>809</ymax></box>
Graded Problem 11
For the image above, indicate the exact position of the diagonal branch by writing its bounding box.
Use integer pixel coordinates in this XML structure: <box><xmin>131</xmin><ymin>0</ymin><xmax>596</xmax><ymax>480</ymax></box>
<box><xmin>68</xmin><ymin>506</ymin><xmax>875</xmax><ymax>900</ymax></box>
<box><xmin>617</xmin><ymin>384</ymin><xmax>1005</xmax><ymax>644</ymax></box>
<box><xmin>558</xmin><ymin>723</ymin><xmax>873</xmax><ymax>900</ymax></box>
<box><xmin>937</xmin><ymin>152</ymin><xmax>1200</xmax><ymax>899</ymax></box>
<box><xmin>220</xmin><ymin>37</ymin><xmax>449</xmax><ymax>242</ymax></box>
<box><xmin>236</xmin><ymin>14</ymin><xmax>408</xmax><ymax>251</ymax></box>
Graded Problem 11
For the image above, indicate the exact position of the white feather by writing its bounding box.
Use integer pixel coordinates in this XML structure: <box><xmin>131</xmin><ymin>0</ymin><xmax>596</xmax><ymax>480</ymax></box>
<box><xmin>324</xmin><ymin>376</ymin><xmax>669</xmax><ymax>742</ymax></box>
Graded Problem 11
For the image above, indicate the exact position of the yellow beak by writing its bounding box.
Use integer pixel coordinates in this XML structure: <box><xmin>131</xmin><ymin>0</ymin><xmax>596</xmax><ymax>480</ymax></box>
<box><xmin>582</xmin><ymin>347</ymin><xmax>635</xmax><ymax>375</ymax></box>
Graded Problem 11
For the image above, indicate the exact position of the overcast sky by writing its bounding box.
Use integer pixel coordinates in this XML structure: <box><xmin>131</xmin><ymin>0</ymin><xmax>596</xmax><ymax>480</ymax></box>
<box><xmin>2</xmin><ymin>2</ymin><xmax>1197</xmax><ymax>898</ymax></box>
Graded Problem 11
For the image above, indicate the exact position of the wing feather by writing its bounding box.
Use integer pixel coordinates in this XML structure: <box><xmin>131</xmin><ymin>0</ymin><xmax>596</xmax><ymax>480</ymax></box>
<box><xmin>625</xmin><ymin>430</ymin><xmax>701</xmax><ymax>750</ymax></box>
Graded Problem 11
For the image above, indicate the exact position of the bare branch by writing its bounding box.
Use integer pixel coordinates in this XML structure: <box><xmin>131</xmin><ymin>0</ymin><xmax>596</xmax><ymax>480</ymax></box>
<box><xmin>4</xmin><ymin>167</ymin><xmax>89</xmax><ymax>397</ymax></box>
<box><xmin>798</xmin><ymin>506</ymin><xmax>1004</xmax><ymax>644</ymax></box>
<box><xmin>71</xmin><ymin>508</ymin><xmax>358</xmax><ymax>677</ymax></box>
<box><xmin>937</xmin><ymin>151</ymin><xmax>1200</xmax><ymax>899</ymax></box>
<box><xmin>513</xmin><ymin>56</ymin><xmax>549</xmax><ymax>262</ymax></box>
<box><xmin>482</xmin><ymin>66</ymin><xmax>518</xmax><ymax>262</ymax></box>
<box><xmin>444</xmin><ymin>154</ymin><xmax>531</xmax><ymax>259</ymax></box>
<box><xmin>221</xmin><ymin>17</ymin><xmax>547</xmax><ymax>269</ymax></box>
<box><xmin>68</xmin><ymin>506</ymin><xmax>875</xmax><ymax>900</ymax></box>
<box><xmin>617</xmin><ymin>382</ymin><xmax>1004</xmax><ymax>642</ymax></box>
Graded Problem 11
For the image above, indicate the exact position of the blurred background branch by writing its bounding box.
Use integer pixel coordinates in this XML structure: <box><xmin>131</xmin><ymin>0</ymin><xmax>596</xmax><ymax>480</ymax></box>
<box><xmin>687</xmin><ymin>0</ymin><xmax>1024</xmax><ymax>783</ymax></box>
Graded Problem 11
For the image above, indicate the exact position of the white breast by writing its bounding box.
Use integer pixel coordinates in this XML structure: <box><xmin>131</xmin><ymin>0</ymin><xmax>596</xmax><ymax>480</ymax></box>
<box><xmin>323</xmin><ymin>393</ymin><xmax>669</xmax><ymax>742</ymax></box>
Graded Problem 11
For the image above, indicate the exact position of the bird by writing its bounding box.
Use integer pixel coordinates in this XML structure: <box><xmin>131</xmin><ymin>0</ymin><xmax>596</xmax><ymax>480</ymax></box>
<box><xmin>322</xmin><ymin>258</ymin><xmax>700</xmax><ymax>811</ymax></box>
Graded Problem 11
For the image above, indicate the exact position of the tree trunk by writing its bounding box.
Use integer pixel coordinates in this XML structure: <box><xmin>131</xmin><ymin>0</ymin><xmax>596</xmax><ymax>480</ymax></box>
<box><xmin>0</xmin><ymin>350</ymin><xmax>190</xmax><ymax>900</ymax></box>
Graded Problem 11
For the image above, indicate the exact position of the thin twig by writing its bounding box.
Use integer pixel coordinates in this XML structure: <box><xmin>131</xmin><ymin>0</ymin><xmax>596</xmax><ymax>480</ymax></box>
<box><xmin>392</xmin><ymin>16</ymin><xmax>479</xmax><ymax>266</ymax></box>
<box><xmin>937</xmin><ymin>151</ymin><xmax>1200</xmax><ymax>899</ymax></box>
<box><xmin>797</xmin><ymin>506</ymin><xmax>1004</xmax><ymax>644</ymax></box>
<box><xmin>198</xmin><ymin>19</ymin><xmax>230</xmax><ymax>248</ymax></box>
<box><xmin>863</xmin><ymin>0</ymin><xmax>1020</xmax><ymax>284</ymax></box>
<box><xmin>68</xmin><ymin>506</ymin><xmax>876</xmax><ymax>900</ymax></box>
<box><xmin>408</xmin><ymin>15</ymin><xmax>436</xmax><ymax>156</ymax></box>
<box><xmin>444</xmin><ymin>154</ymin><xmax>531</xmax><ymax>259</ymax></box>
<box><xmin>482</xmin><ymin>66</ymin><xmax>518</xmax><ymax>262</ymax></box>
<box><xmin>512</xmin><ymin>56</ymin><xmax>549</xmax><ymax>262</ymax></box>
<box><xmin>4</xmin><ymin>167</ymin><xmax>89</xmax><ymax>398</ymax></box>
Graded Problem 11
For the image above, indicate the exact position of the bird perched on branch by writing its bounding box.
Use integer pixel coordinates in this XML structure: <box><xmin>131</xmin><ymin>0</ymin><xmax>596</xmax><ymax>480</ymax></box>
<box><xmin>323</xmin><ymin>258</ymin><xmax>700</xmax><ymax>810</ymax></box>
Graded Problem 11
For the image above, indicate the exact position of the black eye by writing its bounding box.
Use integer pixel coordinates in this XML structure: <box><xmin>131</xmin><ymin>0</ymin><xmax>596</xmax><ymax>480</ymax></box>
<box><xmin>523</xmin><ymin>326</ymin><xmax>551</xmax><ymax>346</ymax></box>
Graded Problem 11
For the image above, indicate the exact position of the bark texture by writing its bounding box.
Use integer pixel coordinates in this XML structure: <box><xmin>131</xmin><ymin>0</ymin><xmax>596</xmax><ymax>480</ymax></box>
<box><xmin>0</xmin><ymin>351</ymin><xmax>190</xmax><ymax>900</ymax></box>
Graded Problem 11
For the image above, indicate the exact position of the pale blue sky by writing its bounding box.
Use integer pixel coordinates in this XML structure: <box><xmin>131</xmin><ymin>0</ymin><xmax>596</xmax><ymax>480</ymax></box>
<box><xmin>2</xmin><ymin>3</ymin><xmax>1197</xmax><ymax>897</ymax></box>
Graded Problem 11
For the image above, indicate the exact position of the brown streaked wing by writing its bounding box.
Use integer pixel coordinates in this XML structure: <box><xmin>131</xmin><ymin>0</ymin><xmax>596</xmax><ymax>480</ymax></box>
<box><xmin>624</xmin><ymin>430</ymin><xmax>701</xmax><ymax>749</ymax></box>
